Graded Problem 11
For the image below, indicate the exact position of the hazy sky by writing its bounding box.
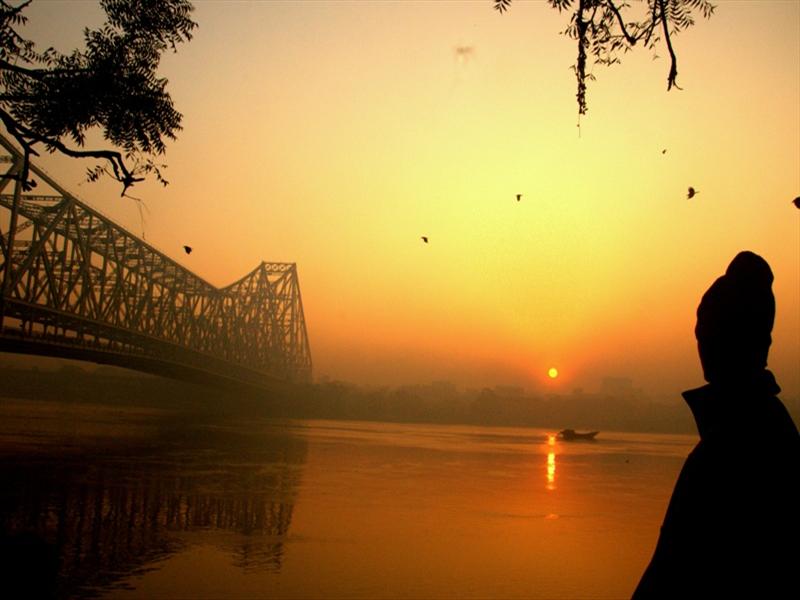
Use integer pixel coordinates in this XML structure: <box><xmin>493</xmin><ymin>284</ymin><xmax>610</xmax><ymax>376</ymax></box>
<box><xmin>14</xmin><ymin>0</ymin><xmax>800</xmax><ymax>400</ymax></box>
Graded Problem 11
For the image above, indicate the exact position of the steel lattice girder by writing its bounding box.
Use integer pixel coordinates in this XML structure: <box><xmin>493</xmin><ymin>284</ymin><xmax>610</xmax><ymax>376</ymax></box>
<box><xmin>0</xmin><ymin>134</ymin><xmax>312</xmax><ymax>386</ymax></box>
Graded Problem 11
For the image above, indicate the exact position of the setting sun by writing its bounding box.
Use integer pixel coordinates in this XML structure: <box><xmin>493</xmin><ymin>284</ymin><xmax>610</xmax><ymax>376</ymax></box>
<box><xmin>548</xmin><ymin>367</ymin><xmax>559</xmax><ymax>379</ymax></box>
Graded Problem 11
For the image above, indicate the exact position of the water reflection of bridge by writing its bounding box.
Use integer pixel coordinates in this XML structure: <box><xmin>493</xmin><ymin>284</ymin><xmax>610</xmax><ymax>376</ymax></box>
<box><xmin>0</xmin><ymin>134</ymin><xmax>311</xmax><ymax>391</ymax></box>
<box><xmin>0</xmin><ymin>421</ymin><xmax>307</xmax><ymax>597</ymax></box>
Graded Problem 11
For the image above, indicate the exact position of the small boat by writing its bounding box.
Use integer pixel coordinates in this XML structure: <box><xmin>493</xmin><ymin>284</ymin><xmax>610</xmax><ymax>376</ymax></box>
<box><xmin>558</xmin><ymin>429</ymin><xmax>599</xmax><ymax>441</ymax></box>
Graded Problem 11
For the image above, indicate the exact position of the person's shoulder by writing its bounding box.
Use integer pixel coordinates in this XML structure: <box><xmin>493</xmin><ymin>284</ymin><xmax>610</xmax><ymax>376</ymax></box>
<box><xmin>680</xmin><ymin>440</ymin><xmax>711</xmax><ymax>477</ymax></box>
<box><xmin>765</xmin><ymin>396</ymin><xmax>799</xmax><ymax>435</ymax></box>
<box><xmin>759</xmin><ymin>396</ymin><xmax>800</xmax><ymax>459</ymax></box>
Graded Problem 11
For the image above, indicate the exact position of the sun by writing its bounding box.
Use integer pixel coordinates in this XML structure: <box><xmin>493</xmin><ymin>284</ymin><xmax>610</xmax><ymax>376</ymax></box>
<box><xmin>548</xmin><ymin>367</ymin><xmax>559</xmax><ymax>379</ymax></box>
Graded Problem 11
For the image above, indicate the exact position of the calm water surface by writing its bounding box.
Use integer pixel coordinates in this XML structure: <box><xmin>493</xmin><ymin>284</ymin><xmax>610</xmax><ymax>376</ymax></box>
<box><xmin>0</xmin><ymin>399</ymin><xmax>696</xmax><ymax>599</ymax></box>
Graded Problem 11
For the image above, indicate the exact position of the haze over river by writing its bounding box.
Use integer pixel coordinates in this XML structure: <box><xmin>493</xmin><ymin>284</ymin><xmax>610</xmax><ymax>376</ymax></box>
<box><xmin>0</xmin><ymin>399</ymin><xmax>695</xmax><ymax>599</ymax></box>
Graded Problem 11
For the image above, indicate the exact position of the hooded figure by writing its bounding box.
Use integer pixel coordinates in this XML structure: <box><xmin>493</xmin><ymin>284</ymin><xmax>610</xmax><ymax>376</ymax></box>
<box><xmin>633</xmin><ymin>251</ymin><xmax>799</xmax><ymax>599</ymax></box>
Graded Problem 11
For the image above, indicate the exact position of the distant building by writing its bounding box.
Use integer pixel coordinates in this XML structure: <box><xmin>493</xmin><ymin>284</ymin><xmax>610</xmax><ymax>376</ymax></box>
<box><xmin>602</xmin><ymin>377</ymin><xmax>634</xmax><ymax>398</ymax></box>
<box><xmin>430</xmin><ymin>380</ymin><xmax>458</xmax><ymax>399</ymax></box>
<box><xmin>494</xmin><ymin>385</ymin><xmax>524</xmax><ymax>397</ymax></box>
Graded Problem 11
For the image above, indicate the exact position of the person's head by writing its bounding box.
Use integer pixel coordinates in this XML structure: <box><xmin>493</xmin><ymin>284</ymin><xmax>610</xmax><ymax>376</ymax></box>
<box><xmin>695</xmin><ymin>251</ymin><xmax>775</xmax><ymax>384</ymax></box>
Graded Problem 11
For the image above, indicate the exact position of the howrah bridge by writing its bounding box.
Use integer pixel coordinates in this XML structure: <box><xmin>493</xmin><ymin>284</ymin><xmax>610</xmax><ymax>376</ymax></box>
<box><xmin>0</xmin><ymin>133</ymin><xmax>312</xmax><ymax>392</ymax></box>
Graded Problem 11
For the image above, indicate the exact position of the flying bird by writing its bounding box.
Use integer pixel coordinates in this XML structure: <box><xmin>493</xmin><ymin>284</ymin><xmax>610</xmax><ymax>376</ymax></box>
<box><xmin>516</xmin><ymin>194</ymin><xmax>522</xmax><ymax>202</ymax></box>
<box><xmin>454</xmin><ymin>46</ymin><xmax>474</xmax><ymax>63</ymax></box>
<box><xmin>183</xmin><ymin>245</ymin><xmax>193</xmax><ymax>254</ymax></box>
<box><xmin>793</xmin><ymin>197</ymin><xmax>800</xmax><ymax>209</ymax></box>
<box><xmin>421</xmin><ymin>236</ymin><xmax>429</xmax><ymax>244</ymax></box>
<box><xmin>687</xmin><ymin>187</ymin><xmax>698</xmax><ymax>199</ymax></box>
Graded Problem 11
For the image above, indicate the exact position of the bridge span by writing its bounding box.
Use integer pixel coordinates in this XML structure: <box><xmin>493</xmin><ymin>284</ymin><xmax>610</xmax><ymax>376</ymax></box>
<box><xmin>0</xmin><ymin>134</ymin><xmax>311</xmax><ymax>392</ymax></box>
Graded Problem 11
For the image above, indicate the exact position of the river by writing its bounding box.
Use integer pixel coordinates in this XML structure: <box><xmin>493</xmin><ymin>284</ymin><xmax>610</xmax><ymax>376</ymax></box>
<box><xmin>0</xmin><ymin>398</ymin><xmax>695</xmax><ymax>599</ymax></box>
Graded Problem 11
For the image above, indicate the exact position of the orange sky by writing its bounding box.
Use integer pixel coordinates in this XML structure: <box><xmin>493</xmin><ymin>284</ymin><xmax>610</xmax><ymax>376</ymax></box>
<box><xmin>14</xmin><ymin>1</ymin><xmax>800</xmax><ymax>399</ymax></box>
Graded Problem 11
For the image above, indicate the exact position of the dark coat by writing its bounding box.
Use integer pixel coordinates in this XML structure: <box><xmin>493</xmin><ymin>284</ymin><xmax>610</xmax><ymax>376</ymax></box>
<box><xmin>633</xmin><ymin>370</ymin><xmax>800</xmax><ymax>599</ymax></box>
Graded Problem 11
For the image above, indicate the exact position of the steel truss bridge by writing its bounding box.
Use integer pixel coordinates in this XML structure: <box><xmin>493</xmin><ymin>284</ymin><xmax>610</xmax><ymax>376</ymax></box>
<box><xmin>0</xmin><ymin>134</ymin><xmax>311</xmax><ymax>391</ymax></box>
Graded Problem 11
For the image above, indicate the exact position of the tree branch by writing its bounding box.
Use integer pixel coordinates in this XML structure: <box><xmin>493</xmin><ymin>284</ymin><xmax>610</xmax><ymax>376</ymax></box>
<box><xmin>0</xmin><ymin>106</ymin><xmax>143</xmax><ymax>194</ymax></box>
<box><xmin>606</xmin><ymin>0</ymin><xmax>637</xmax><ymax>45</ymax></box>
<box><xmin>576</xmin><ymin>0</ymin><xmax>589</xmax><ymax>115</ymax></box>
<box><xmin>657</xmin><ymin>0</ymin><xmax>680</xmax><ymax>90</ymax></box>
<box><xmin>0</xmin><ymin>0</ymin><xmax>32</xmax><ymax>20</ymax></box>
<box><xmin>0</xmin><ymin>94</ymin><xmax>35</xmax><ymax>101</ymax></box>
<box><xmin>0</xmin><ymin>58</ymin><xmax>90</xmax><ymax>79</ymax></box>
<box><xmin>644</xmin><ymin>0</ymin><xmax>659</xmax><ymax>45</ymax></box>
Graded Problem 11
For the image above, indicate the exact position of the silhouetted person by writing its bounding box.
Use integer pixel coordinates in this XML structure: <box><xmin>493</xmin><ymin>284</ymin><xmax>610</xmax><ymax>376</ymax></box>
<box><xmin>633</xmin><ymin>251</ymin><xmax>799</xmax><ymax>599</ymax></box>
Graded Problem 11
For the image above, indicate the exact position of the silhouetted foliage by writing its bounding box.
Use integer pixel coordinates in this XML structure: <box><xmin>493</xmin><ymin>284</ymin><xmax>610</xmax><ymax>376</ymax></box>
<box><xmin>493</xmin><ymin>0</ymin><xmax>715</xmax><ymax>115</ymax></box>
<box><xmin>0</xmin><ymin>0</ymin><xmax>196</xmax><ymax>195</ymax></box>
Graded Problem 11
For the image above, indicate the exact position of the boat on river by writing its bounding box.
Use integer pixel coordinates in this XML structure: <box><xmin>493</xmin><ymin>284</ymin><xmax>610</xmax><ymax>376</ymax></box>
<box><xmin>557</xmin><ymin>429</ymin><xmax>599</xmax><ymax>441</ymax></box>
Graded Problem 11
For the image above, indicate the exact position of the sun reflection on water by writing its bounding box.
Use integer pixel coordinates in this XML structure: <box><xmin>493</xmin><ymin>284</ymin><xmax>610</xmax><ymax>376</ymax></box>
<box><xmin>546</xmin><ymin>434</ymin><xmax>556</xmax><ymax>491</ymax></box>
